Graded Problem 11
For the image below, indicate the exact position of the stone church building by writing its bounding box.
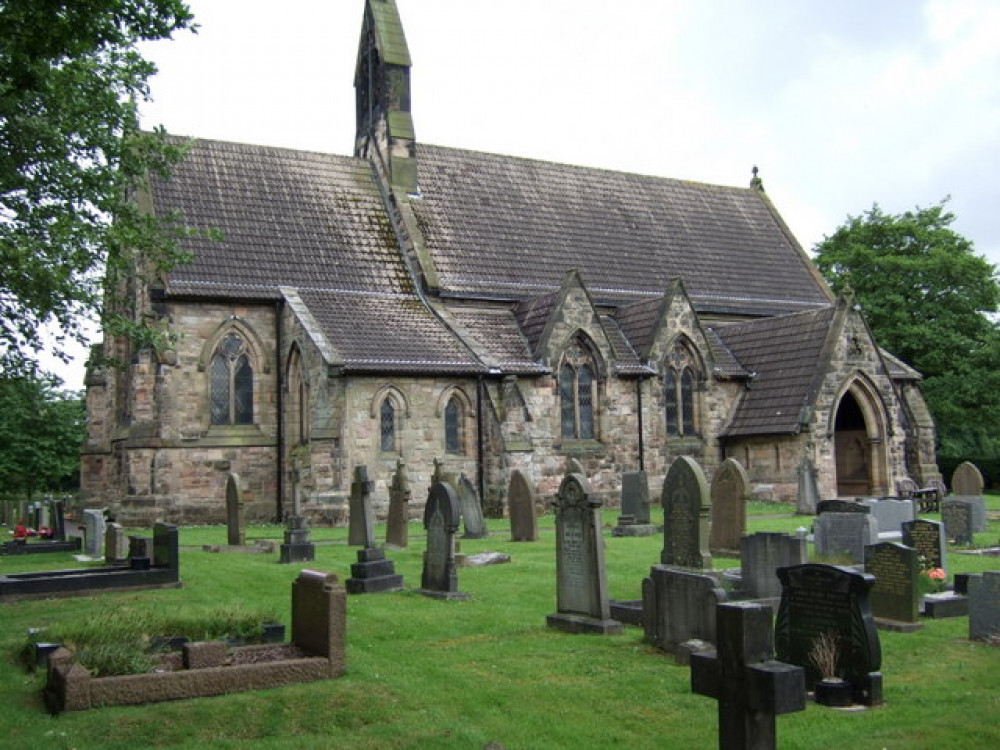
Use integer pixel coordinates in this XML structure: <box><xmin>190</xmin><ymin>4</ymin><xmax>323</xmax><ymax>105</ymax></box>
<box><xmin>81</xmin><ymin>0</ymin><xmax>939</xmax><ymax>524</ymax></box>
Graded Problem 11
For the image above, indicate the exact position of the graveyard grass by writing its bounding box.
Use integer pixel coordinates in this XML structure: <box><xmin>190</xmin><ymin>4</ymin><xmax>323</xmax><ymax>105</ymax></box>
<box><xmin>1</xmin><ymin>499</ymin><xmax>999</xmax><ymax>749</ymax></box>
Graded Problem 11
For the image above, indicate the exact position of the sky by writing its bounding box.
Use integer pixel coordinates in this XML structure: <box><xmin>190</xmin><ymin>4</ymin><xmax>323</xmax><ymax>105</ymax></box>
<box><xmin>53</xmin><ymin>0</ymin><xmax>1000</xmax><ymax>390</ymax></box>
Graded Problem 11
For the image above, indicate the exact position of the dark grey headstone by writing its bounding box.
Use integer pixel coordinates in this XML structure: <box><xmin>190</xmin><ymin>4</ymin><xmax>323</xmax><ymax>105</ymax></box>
<box><xmin>458</xmin><ymin>474</ymin><xmax>488</xmax><ymax>539</ymax></box>
<box><xmin>740</xmin><ymin>532</ymin><xmax>807</xmax><ymax>600</ymax></box>
<box><xmin>901</xmin><ymin>519</ymin><xmax>947</xmax><ymax>574</ymax></box>
<box><xmin>621</xmin><ymin>470</ymin><xmax>651</xmax><ymax>524</ymax></box>
<box><xmin>508</xmin><ymin>469</ymin><xmax>538</xmax><ymax>542</ymax></box>
<box><xmin>105</xmin><ymin>522</ymin><xmax>129</xmax><ymax>564</ymax></box>
<box><xmin>968</xmin><ymin>571</ymin><xmax>1000</xmax><ymax>641</ymax></box>
<box><xmin>152</xmin><ymin>523</ymin><xmax>179</xmax><ymax>571</ymax></box>
<box><xmin>225</xmin><ymin>472</ymin><xmax>246</xmax><ymax>547</ymax></box>
<box><xmin>348</xmin><ymin>465</ymin><xmax>376</xmax><ymax>547</ymax></box>
<box><xmin>940</xmin><ymin>498</ymin><xmax>975</xmax><ymax>544</ymax></box>
<box><xmin>951</xmin><ymin>461</ymin><xmax>984</xmax><ymax>496</ymax></box>
<box><xmin>951</xmin><ymin>495</ymin><xmax>987</xmax><ymax>533</ymax></box>
<box><xmin>817</xmin><ymin>499</ymin><xmax>870</xmax><ymax>514</ymax></box>
<box><xmin>796</xmin><ymin>455</ymin><xmax>820</xmax><ymax>515</ymax></box>
<box><xmin>775</xmin><ymin>564</ymin><xmax>882</xmax><ymax>706</ymax></box>
<box><xmin>386</xmin><ymin>460</ymin><xmax>410</xmax><ymax>549</ymax></box>
<box><xmin>859</xmin><ymin>497</ymin><xmax>915</xmax><ymax>535</ymax></box>
<box><xmin>642</xmin><ymin>566</ymin><xmax>726</xmax><ymax>653</ymax></box>
<box><xmin>661</xmin><ymin>456</ymin><xmax>711</xmax><ymax>569</ymax></box>
<box><xmin>82</xmin><ymin>509</ymin><xmax>106</xmax><ymax>557</ymax></box>
<box><xmin>813</xmin><ymin>512</ymin><xmax>878</xmax><ymax>563</ymax></box>
<box><xmin>864</xmin><ymin>542</ymin><xmax>921</xmax><ymax>626</ymax></box>
<box><xmin>709</xmin><ymin>458</ymin><xmax>749</xmax><ymax>556</ymax></box>
<box><xmin>419</xmin><ymin>481</ymin><xmax>467</xmax><ymax>599</ymax></box>
<box><xmin>279</xmin><ymin>515</ymin><xmax>315</xmax><ymax>563</ymax></box>
<box><xmin>547</xmin><ymin>473</ymin><xmax>622</xmax><ymax>635</ymax></box>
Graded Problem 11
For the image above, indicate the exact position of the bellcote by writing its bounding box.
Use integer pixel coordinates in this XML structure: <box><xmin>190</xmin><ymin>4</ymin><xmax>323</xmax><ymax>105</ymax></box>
<box><xmin>354</xmin><ymin>0</ymin><xmax>418</xmax><ymax>193</ymax></box>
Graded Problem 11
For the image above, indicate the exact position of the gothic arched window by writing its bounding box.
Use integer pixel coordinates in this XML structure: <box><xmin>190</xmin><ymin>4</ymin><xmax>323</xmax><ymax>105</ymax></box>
<box><xmin>559</xmin><ymin>341</ymin><xmax>599</xmax><ymax>440</ymax></box>
<box><xmin>664</xmin><ymin>340</ymin><xmax>701</xmax><ymax>438</ymax></box>
<box><xmin>445</xmin><ymin>396</ymin><xmax>463</xmax><ymax>454</ymax></box>
<box><xmin>211</xmin><ymin>332</ymin><xmax>254</xmax><ymax>426</ymax></box>
<box><xmin>380</xmin><ymin>397</ymin><xmax>396</xmax><ymax>453</ymax></box>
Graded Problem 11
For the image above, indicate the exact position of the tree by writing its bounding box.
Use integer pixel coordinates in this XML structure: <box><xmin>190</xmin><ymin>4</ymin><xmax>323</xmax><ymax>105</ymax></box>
<box><xmin>813</xmin><ymin>200</ymin><xmax>1000</xmax><ymax>458</ymax></box>
<box><xmin>0</xmin><ymin>377</ymin><xmax>85</xmax><ymax>502</ymax></box>
<box><xmin>0</xmin><ymin>0</ymin><xmax>195</xmax><ymax>377</ymax></box>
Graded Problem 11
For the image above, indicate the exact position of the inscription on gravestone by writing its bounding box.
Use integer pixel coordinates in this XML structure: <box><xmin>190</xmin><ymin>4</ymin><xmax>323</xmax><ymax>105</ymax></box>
<box><xmin>661</xmin><ymin>456</ymin><xmax>712</xmax><ymax>569</ymax></box>
<box><xmin>864</xmin><ymin>543</ymin><xmax>921</xmax><ymax>627</ymax></box>
<box><xmin>901</xmin><ymin>519</ymin><xmax>947</xmax><ymax>574</ymax></box>
<box><xmin>940</xmin><ymin>499</ymin><xmax>974</xmax><ymax>544</ymax></box>
<box><xmin>419</xmin><ymin>481</ymin><xmax>467</xmax><ymax>599</ymax></box>
<box><xmin>710</xmin><ymin>458</ymin><xmax>749</xmax><ymax>556</ymax></box>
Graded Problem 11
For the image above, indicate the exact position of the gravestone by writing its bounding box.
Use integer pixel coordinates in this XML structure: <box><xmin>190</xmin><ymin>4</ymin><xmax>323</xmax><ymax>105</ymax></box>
<box><xmin>546</xmin><ymin>473</ymin><xmax>622</xmax><ymax>635</ymax></box>
<box><xmin>691</xmin><ymin>602</ymin><xmax>805</xmax><ymax>750</ymax></box>
<box><xmin>385</xmin><ymin>459</ymin><xmax>411</xmax><ymax>548</ymax></box>
<box><xmin>348</xmin><ymin>465</ymin><xmax>376</xmax><ymax>547</ymax></box>
<box><xmin>104</xmin><ymin>523</ymin><xmax>129</xmax><ymax>564</ymax></box>
<box><xmin>796</xmin><ymin>454</ymin><xmax>820</xmax><ymax>515</ymax></box>
<box><xmin>82</xmin><ymin>509</ymin><xmax>106</xmax><ymax>557</ymax></box>
<box><xmin>418</xmin><ymin>480</ymin><xmax>468</xmax><ymax>599</ymax></box>
<box><xmin>225</xmin><ymin>472</ymin><xmax>246</xmax><ymax>547</ymax></box>
<box><xmin>948</xmin><ymin>495</ymin><xmax>987</xmax><ymax>533</ymax></box>
<box><xmin>858</xmin><ymin>497</ymin><xmax>915</xmax><ymax>536</ymax></box>
<box><xmin>940</xmin><ymin>498</ymin><xmax>975</xmax><ymax>544</ymax></box>
<box><xmin>290</xmin><ymin>569</ymin><xmax>347</xmax><ymax>675</ymax></box>
<box><xmin>567</xmin><ymin>457</ymin><xmax>586</xmax><ymax>477</ymax></box>
<box><xmin>661</xmin><ymin>456</ymin><xmax>712</xmax><ymax>569</ymax></box>
<box><xmin>864</xmin><ymin>542</ymin><xmax>922</xmax><ymax>630</ymax></box>
<box><xmin>458</xmin><ymin>474</ymin><xmax>488</xmax><ymax>539</ymax></box>
<box><xmin>710</xmin><ymin>459</ymin><xmax>749</xmax><ymax>556</ymax></box>
<box><xmin>967</xmin><ymin>571</ymin><xmax>1000</xmax><ymax>642</ymax></box>
<box><xmin>643</xmin><ymin>567</ymin><xmax>726</xmax><ymax>654</ymax></box>
<box><xmin>816</xmin><ymin>499</ymin><xmax>869</xmax><ymax>514</ymax></box>
<box><xmin>152</xmin><ymin>523</ymin><xmax>180</xmax><ymax>571</ymax></box>
<box><xmin>740</xmin><ymin>533</ymin><xmax>807</xmax><ymax>601</ymax></box>
<box><xmin>129</xmin><ymin>535</ymin><xmax>153</xmax><ymax>569</ymax></box>
<box><xmin>951</xmin><ymin>461</ymin><xmax>984</xmax><ymax>497</ymax></box>
<box><xmin>508</xmin><ymin>469</ymin><xmax>538</xmax><ymax>542</ymax></box>
<box><xmin>775</xmin><ymin>564</ymin><xmax>882</xmax><ymax>706</ymax></box>
<box><xmin>901</xmin><ymin>519</ymin><xmax>947</xmax><ymax>575</ymax></box>
<box><xmin>813</xmin><ymin>512</ymin><xmax>878</xmax><ymax>563</ymax></box>
<box><xmin>613</xmin><ymin>470</ymin><xmax>657</xmax><ymax>536</ymax></box>
<box><xmin>50</xmin><ymin>498</ymin><xmax>66</xmax><ymax>541</ymax></box>
<box><xmin>280</xmin><ymin>473</ymin><xmax>315</xmax><ymax>564</ymax></box>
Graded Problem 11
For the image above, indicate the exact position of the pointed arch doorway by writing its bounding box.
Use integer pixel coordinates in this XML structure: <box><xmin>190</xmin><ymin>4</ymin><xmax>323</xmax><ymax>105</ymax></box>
<box><xmin>833</xmin><ymin>381</ymin><xmax>889</xmax><ymax>497</ymax></box>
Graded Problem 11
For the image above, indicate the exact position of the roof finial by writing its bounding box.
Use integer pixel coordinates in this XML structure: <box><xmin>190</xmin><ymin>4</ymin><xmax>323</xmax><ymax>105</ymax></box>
<box><xmin>750</xmin><ymin>164</ymin><xmax>764</xmax><ymax>192</ymax></box>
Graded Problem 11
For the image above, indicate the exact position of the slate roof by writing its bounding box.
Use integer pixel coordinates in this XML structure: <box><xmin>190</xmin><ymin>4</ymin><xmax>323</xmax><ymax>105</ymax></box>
<box><xmin>444</xmin><ymin>305</ymin><xmax>547</xmax><ymax>375</ymax></box>
<box><xmin>614</xmin><ymin>296</ymin><xmax>666</xmax><ymax>360</ymax></box>
<box><xmin>712</xmin><ymin>307</ymin><xmax>837</xmax><ymax>437</ymax></box>
<box><xmin>411</xmin><ymin>145</ymin><xmax>832</xmax><ymax>315</ymax></box>
<box><xmin>153</xmin><ymin>139</ymin><xmax>412</xmax><ymax>300</ymax></box>
<box><xmin>599</xmin><ymin>316</ymin><xmax>652</xmax><ymax>376</ymax></box>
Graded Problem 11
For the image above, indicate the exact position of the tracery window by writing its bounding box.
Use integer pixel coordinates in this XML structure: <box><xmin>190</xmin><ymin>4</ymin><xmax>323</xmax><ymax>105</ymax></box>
<box><xmin>559</xmin><ymin>341</ymin><xmax>598</xmax><ymax>440</ymax></box>
<box><xmin>664</xmin><ymin>341</ymin><xmax>700</xmax><ymax>438</ymax></box>
<box><xmin>211</xmin><ymin>332</ymin><xmax>253</xmax><ymax>426</ymax></box>
<box><xmin>380</xmin><ymin>397</ymin><xmax>396</xmax><ymax>452</ymax></box>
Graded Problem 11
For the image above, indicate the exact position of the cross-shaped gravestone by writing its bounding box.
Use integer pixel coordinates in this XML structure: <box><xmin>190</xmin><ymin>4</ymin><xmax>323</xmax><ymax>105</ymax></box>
<box><xmin>691</xmin><ymin>601</ymin><xmax>805</xmax><ymax>750</ymax></box>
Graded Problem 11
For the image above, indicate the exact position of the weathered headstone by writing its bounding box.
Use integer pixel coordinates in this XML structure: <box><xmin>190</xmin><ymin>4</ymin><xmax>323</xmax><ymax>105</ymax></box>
<box><xmin>775</xmin><ymin>564</ymin><xmax>883</xmax><ymax>706</ymax></box>
<box><xmin>643</xmin><ymin>566</ymin><xmax>726</xmax><ymax>655</ymax></box>
<box><xmin>50</xmin><ymin>498</ymin><xmax>66</xmax><ymax>541</ymax></box>
<box><xmin>940</xmin><ymin>498</ymin><xmax>975</xmax><ymax>544</ymax></box>
<box><xmin>901</xmin><ymin>519</ymin><xmax>947</xmax><ymax>575</ymax></box>
<box><xmin>104</xmin><ymin>523</ymin><xmax>129</xmax><ymax>565</ymax></box>
<box><xmin>951</xmin><ymin>461</ymin><xmax>984</xmax><ymax>497</ymax></box>
<box><xmin>567</xmin><ymin>457</ymin><xmax>586</xmax><ymax>477</ymax></box>
<box><xmin>796</xmin><ymin>454</ymin><xmax>820</xmax><ymax>515</ymax></box>
<box><xmin>129</xmin><ymin>535</ymin><xmax>153</xmax><ymax>569</ymax></box>
<box><xmin>290</xmin><ymin>569</ymin><xmax>347</xmax><ymax>676</ymax></box>
<box><xmin>739</xmin><ymin>532</ymin><xmax>807</xmax><ymax>601</ymax></box>
<box><xmin>967</xmin><ymin>571</ymin><xmax>1000</xmax><ymax>642</ymax></box>
<box><xmin>385</xmin><ymin>459</ymin><xmax>410</xmax><ymax>548</ymax></box>
<box><xmin>225</xmin><ymin>472</ymin><xmax>246</xmax><ymax>547</ymax></box>
<box><xmin>813</xmin><ymin>512</ymin><xmax>878</xmax><ymax>563</ymax></box>
<box><xmin>348</xmin><ymin>465</ymin><xmax>376</xmax><ymax>547</ymax></box>
<box><xmin>458</xmin><ymin>474</ymin><xmax>488</xmax><ymax>539</ymax></box>
<box><xmin>691</xmin><ymin>602</ymin><xmax>806</xmax><ymax>750</ymax></box>
<box><xmin>508</xmin><ymin>469</ymin><xmax>539</xmax><ymax>542</ymax></box>
<box><xmin>710</xmin><ymin>459</ymin><xmax>749</xmax><ymax>556</ymax></box>
<box><xmin>152</xmin><ymin>522</ymin><xmax>180</xmax><ymax>571</ymax></box>
<box><xmin>280</xmin><ymin>472</ymin><xmax>315</xmax><ymax>564</ymax></box>
<box><xmin>661</xmin><ymin>456</ymin><xmax>712</xmax><ymax>569</ymax></box>
<box><xmin>419</xmin><ymin>480</ymin><xmax>467</xmax><ymax>599</ymax></box>
<box><xmin>816</xmin><ymin>499</ymin><xmax>869</xmax><ymax>514</ymax></box>
<box><xmin>82</xmin><ymin>509</ymin><xmax>106</xmax><ymax>558</ymax></box>
<box><xmin>547</xmin><ymin>473</ymin><xmax>622</xmax><ymax>635</ymax></box>
<box><xmin>858</xmin><ymin>497</ymin><xmax>915</xmax><ymax>536</ymax></box>
<box><xmin>612</xmin><ymin>469</ymin><xmax>658</xmax><ymax>538</ymax></box>
<box><xmin>864</xmin><ymin>542</ymin><xmax>922</xmax><ymax>630</ymax></box>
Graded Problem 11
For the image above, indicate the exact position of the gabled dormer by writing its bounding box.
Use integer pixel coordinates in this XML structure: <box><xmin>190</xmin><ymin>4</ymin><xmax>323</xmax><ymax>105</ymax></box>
<box><xmin>354</xmin><ymin>0</ymin><xmax>417</xmax><ymax>193</ymax></box>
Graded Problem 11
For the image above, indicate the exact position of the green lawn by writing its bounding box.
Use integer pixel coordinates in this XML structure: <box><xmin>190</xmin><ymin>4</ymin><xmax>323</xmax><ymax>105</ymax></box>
<box><xmin>0</xmin><ymin>499</ymin><xmax>998</xmax><ymax>749</ymax></box>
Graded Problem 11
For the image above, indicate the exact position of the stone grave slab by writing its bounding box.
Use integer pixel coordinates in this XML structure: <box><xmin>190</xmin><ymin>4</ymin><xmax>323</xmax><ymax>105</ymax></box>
<box><xmin>740</xmin><ymin>532</ymin><xmax>807</xmax><ymax>601</ymax></box>
<box><xmin>225</xmin><ymin>472</ymin><xmax>246</xmax><ymax>547</ymax></box>
<box><xmin>458</xmin><ymin>474</ymin><xmax>488</xmax><ymax>539</ymax></box>
<box><xmin>858</xmin><ymin>497</ymin><xmax>915</xmax><ymax>537</ymax></box>
<box><xmin>940</xmin><ymin>498</ymin><xmax>976</xmax><ymax>544</ymax></box>
<box><xmin>385</xmin><ymin>459</ymin><xmax>411</xmax><ymax>548</ymax></box>
<box><xmin>796</xmin><ymin>455</ymin><xmax>820</xmax><ymax>515</ymax></box>
<box><xmin>613</xmin><ymin>470</ymin><xmax>657</xmax><ymax>537</ymax></box>
<box><xmin>901</xmin><ymin>518</ymin><xmax>947</xmax><ymax>576</ymax></box>
<box><xmin>813</xmin><ymin>512</ymin><xmax>878</xmax><ymax>563</ymax></box>
<box><xmin>508</xmin><ymin>469</ymin><xmax>539</xmax><ymax>542</ymax></box>
<box><xmin>951</xmin><ymin>461</ymin><xmax>984</xmax><ymax>497</ymax></box>
<box><xmin>348</xmin><ymin>465</ymin><xmax>376</xmax><ymax>547</ymax></box>
<box><xmin>661</xmin><ymin>456</ymin><xmax>712</xmax><ymax>569</ymax></box>
<box><xmin>709</xmin><ymin>458</ymin><xmax>749</xmax><ymax>557</ymax></box>
<box><xmin>968</xmin><ymin>571</ymin><xmax>1000</xmax><ymax>642</ymax></box>
<box><xmin>81</xmin><ymin>509</ymin><xmax>105</xmax><ymax>558</ymax></box>
<box><xmin>104</xmin><ymin>523</ymin><xmax>129</xmax><ymax>565</ymax></box>
<box><xmin>864</xmin><ymin>542</ymin><xmax>923</xmax><ymax>631</ymax></box>
<box><xmin>775</xmin><ymin>564</ymin><xmax>882</xmax><ymax>706</ymax></box>
<box><xmin>547</xmin><ymin>473</ymin><xmax>622</xmax><ymax>635</ymax></box>
<box><xmin>643</xmin><ymin>566</ymin><xmax>726</xmax><ymax>656</ymax></box>
<box><xmin>419</xmin><ymin>481</ymin><xmax>468</xmax><ymax>599</ymax></box>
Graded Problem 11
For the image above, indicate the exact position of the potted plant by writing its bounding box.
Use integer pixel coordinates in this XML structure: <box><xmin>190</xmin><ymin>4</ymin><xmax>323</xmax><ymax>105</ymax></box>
<box><xmin>809</xmin><ymin>631</ymin><xmax>852</xmax><ymax>707</ymax></box>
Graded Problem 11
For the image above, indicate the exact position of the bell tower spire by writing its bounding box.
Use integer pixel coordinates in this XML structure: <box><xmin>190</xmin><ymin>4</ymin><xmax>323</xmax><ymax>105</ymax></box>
<box><xmin>354</xmin><ymin>0</ymin><xmax>417</xmax><ymax>193</ymax></box>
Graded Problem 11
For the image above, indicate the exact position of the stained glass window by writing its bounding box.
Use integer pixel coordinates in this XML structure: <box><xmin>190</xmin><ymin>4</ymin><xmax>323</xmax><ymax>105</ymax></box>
<box><xmin>445</xmin><ymin>397</ymin><xmax>461</xmax><ymax>453</ymax></box>
<box><xmin>380</xmin><ymin>398</ymin><xmax>396</xmax><ymax>452</ymax></box>
<box><xmin>560</xmin><ymin>364</ymin><xmax>576</xmax><ymax>439</ymax></box>
<box><xmin>210</xmin><ymin>332</ymin><xmax>254</xmax><ymax>426</ymax></box>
